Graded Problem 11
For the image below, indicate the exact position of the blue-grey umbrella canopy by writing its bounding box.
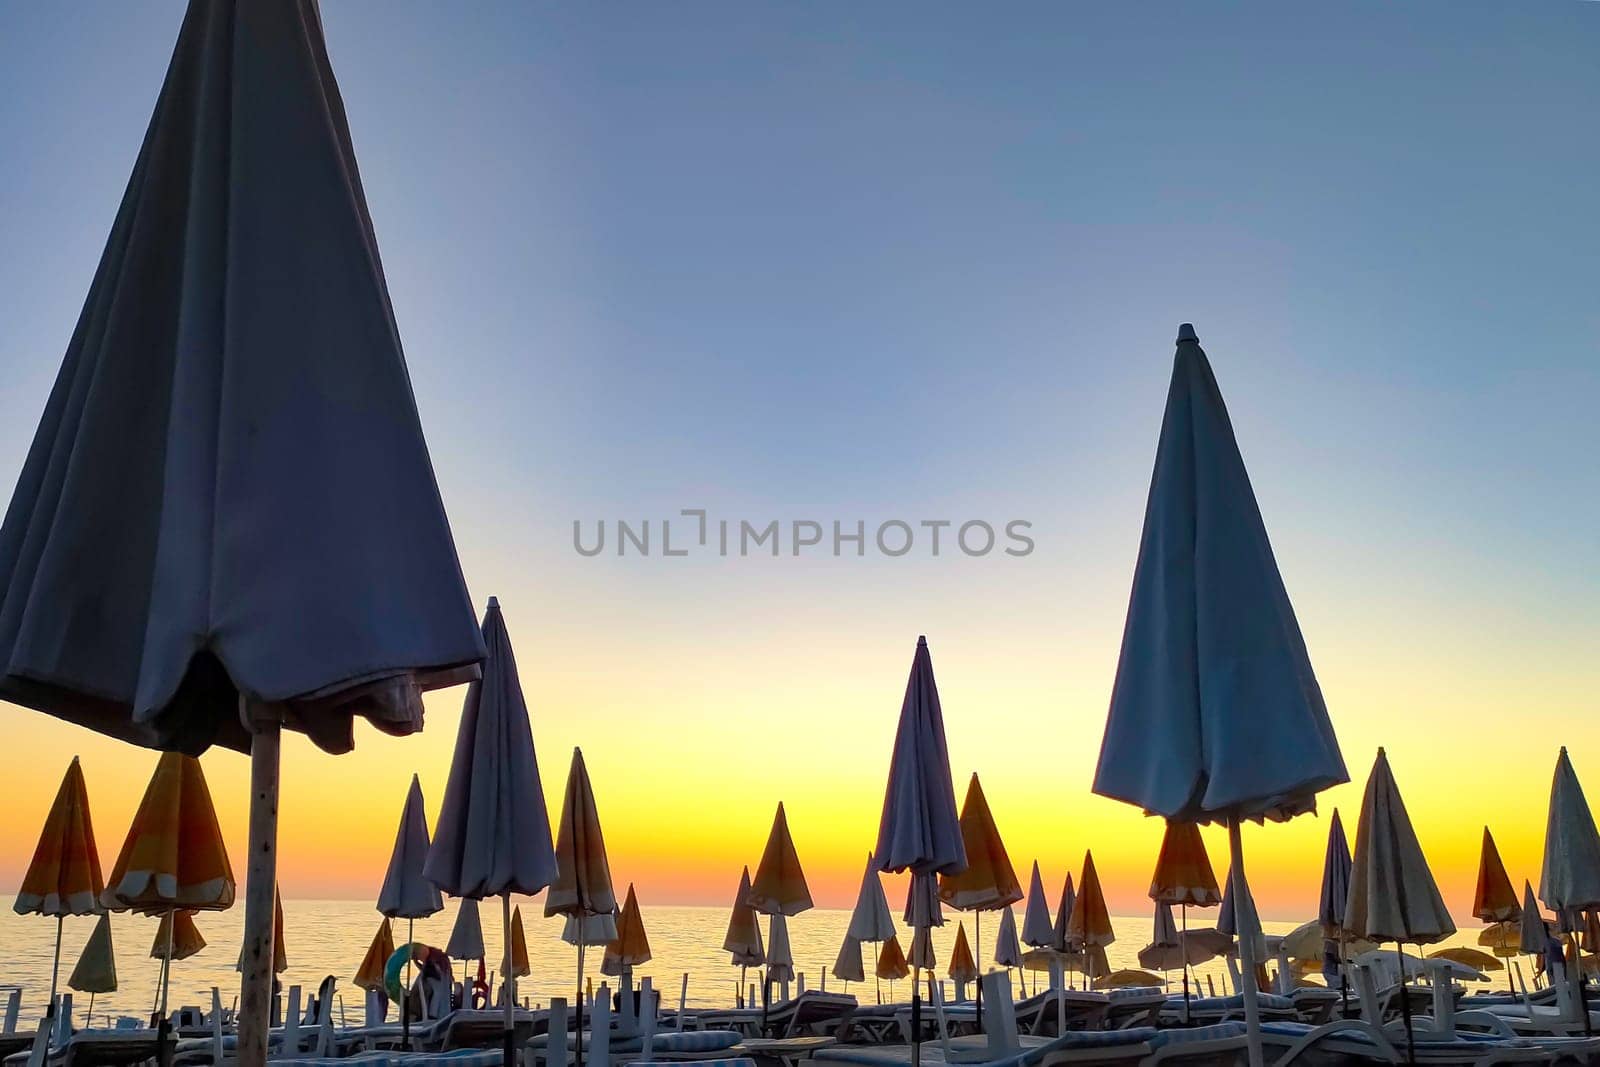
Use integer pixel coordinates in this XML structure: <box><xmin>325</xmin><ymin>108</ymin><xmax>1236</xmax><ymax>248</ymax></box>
<box><xmin>873</xmin><ymin>637</ymin><xmax>966</xmax><ymax>876</ymax></box>
<box><xmin>1318</xmin><ymin>810</ymin><xmax>1352</xmax><ymax>935</ymax></box>
<box><xmin>1094</xmin><ymin>325</ymin><xmax>1347</xmax><ymax>823</ymax></box>
<box><xmin>0</xmin><ymin>0</ymin><xmax>482</xmax><ymax>756</ymax></box>
<box><xmin>446</xmin><ymin>898</ymin><xmax>486</xmax><ymax>961</ymax></box>
<box><xmin>379</xmin><ymin>776</ymin><xmax>444</xmax><ymax>920</ymax></box>
<box><xmin>425</xmin><ymin>598</ymin><xmax>558</xmax><ymax>900</ymax></box>
<box><xmin>1540</xmin><ymin>748</ymin><xmax>1600</xmax><ymax>914</ymax></box>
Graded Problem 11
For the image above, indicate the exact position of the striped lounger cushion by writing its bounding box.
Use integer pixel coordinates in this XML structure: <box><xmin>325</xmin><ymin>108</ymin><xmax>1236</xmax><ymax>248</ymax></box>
<box><xmin>1145</xmin><ymin>1023</ymin><xmax>1248</xmax><ymax>1049</ymax></box>
<box><xmin>273</xmin><ymin>1049</ymin><xmax>508</xmax><ymax>1067</ymax></box>
<box><xmin>618</xmin><ymin>1030</ymin><xmax>744</xmax><ymax>1054</ymax></box>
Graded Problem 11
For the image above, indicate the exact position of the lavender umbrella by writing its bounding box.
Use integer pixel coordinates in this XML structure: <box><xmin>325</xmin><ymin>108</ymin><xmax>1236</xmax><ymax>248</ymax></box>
<box><xmin>424</xmin><ymin>597</ymin><xmax>558</xmax><ymax>1066</ymax></box>
<box><xmin>1094</xmin><ymin>324</ymin><xmax>1348</xmax><ymax>1067</ymax></box>
<box><xmin>0</xmin><ymin>4</ymin><xmax>484</xmax><ymax>1059</ymax></box>
<box><xmin>874</xmin><ymin>636</ymin><xmax>967</xmax><ymax>1067</ymax></box>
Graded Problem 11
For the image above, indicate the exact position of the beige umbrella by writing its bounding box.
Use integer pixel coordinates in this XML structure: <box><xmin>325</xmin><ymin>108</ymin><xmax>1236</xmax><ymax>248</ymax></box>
<box><xmin>1539</xmin><ymin>748</ymin><xmax>1600</xmax><ymax>1031</ymax></box>
<box><xmin>748</xmin><ymin>803</ymin><xmax>813</xmax><ymax>916</ymax></box>
<box><xmin>68</xmin><ymin>912</ymin><xmax>117</xmax><ymax>1022</ymax></box>
<box><xmin>833</xmin><ymin>934</ymin><xmax>865</xmax><ymax>988</ymax></box>
<box><xmin>545</xmin><ymin>748</ymin><xmax>616</xmax><ymax>1067</ymax></box>
<box><xmin>601</xmin><ymin>884</ymin><xmax>651</xmax><ymax>979</ymax></box>
<box><xmin>723</xmin><ymin>867</ymin><xmax>764</xmax><ymax>1003</ymax></box>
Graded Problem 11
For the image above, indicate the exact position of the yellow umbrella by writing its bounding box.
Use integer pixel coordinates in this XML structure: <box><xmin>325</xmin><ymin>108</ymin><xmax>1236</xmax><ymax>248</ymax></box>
<box><xmin>152</xmin><ymin>911</ymin><xmax>206</xmax><ymax>962</ymax></box>
<box><xmin>1473</xmin><ymin>828</ymin><xmax>1521</xmax><ymax>924</ymax></box>
<box><xmin>68</xmin><ymin>911</ymin><xmax>118</xmax><ymax>1023</ymax></box>
<box><xmin>1066</xmin><ymin>852</ymin><xmax>1115</xmax><ymax>986</ymax></box>
<box><xmin>602</xmin><ymin>883</ymin><xmax>652</xmax><ymax>977</ymax></box>
<box><xmin>1149</xmin><ymin>821</ymin><xmax>1221</xmax><ymax>906</ymax></box>
<box><xmin>354</xmin><ymin>919</ymin><xmax>396</xmax><ymax>993</ymax></box>
<box><xmin>546</xmin><ymin>748</ymin><xmax>614</xmax><ymax>1067</ymax></box>
<box><xmin>1094</xmin><ymin>968</ymin><xmax>1162</xmax><ymax>990</ymax></box>
<box><xmin>939</xmin><ymin>774</ymin><xmax>1023</xmax><ymax>910</ymax></box>
<box><xmin>747</xmin><ymin>803</ymin><xmax>813</xmax><ymax>916</ymax></box>
<box><xmin>877</xmin><ymin>934</ymin><xmax>910</xmax><ymax>982</ymax></box>
<box><xmin>1428</xmin><ymin>947</ymin><xmax>1502</xmax><ymax>973</ymax></box>
<box><xmin>504</xmin><ymin>906</ymin><xmax>530</xmax><ymax>980</ymax></box>
<box><xmin>16</xmin><ymin>756</ymin><xmax>106</xmax><ymax>1013</ymax></box>
<box><xmin>947</xmin><ymin>922</ymin><xmax>979</xmax><ymax>985</ymax></box>
<box><xmin>236</xmin><ymin>887</ymin><xmax>287</xmax><ymax>974</ymax></box>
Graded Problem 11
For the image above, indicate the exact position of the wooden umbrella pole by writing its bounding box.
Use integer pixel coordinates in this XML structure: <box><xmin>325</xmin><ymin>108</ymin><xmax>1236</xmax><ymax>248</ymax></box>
<box><xmin>50</xmin><ymin>916</ymin><xmax>63</xmax><ymax>1014</ymax></box>
<box><xmin>974</xmin><ymin>910</ymin><xmax>983</xmax><ymax>1031</ymax></box>
<box><xmin>1226</xmin><ymin>817</ymin><xmax>1264</xmax><ymax>1067</ymax></box>
<box><xmin>238</xmin><ymin>708</ymin><xmax>281</xmax><ymax>1067</ymax></box>
<box><xmin>502</xmin><ymin>894</ymin><xmax>515</xmax><ymax>1067</ymax></box>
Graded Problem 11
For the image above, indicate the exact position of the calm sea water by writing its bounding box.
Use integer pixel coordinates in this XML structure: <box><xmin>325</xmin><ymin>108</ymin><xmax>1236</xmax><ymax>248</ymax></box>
<box><xmin>0</xmin><ymin>898</ymin><xmax>1506</xmax><ymax>1029</ymax></box>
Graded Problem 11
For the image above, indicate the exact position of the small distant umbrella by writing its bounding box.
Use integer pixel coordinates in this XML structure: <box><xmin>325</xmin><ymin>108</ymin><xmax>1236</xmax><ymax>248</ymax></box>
<box><xmin>355</xmin><ymin>919</ymin><xmax>396</xmax><ymax>993</ymax></box>
<box><xmin>1140</xmin><ymin>902</ymin><xmax>1180</xmax><ymax>979</ymax></box>
<box><xmin>1150</xmin><ymin>821</ymin><xmax>1220</xmax><ymax>1013</ymax></box>
<box><xmin>1345</xmin><ymin>749</ymin><xmax>1455</xmax><ymax>1063</ymax></box>
<box><xmin>878</xmin><ymin>935</ymin><xmax>910</xmax><ymax>1001</ymax></box>
<box><xmin>1219</xmin><ymin>866</ymin><xmax>1268</xmax><ymax>964</ymax></box>
<box><xmin>767</xmin><ymin>913</ymin><xmax>796</xmax><ymax>985</ymax></box>
<box><xmin>848</xmin><ymin>855</ymin><xmax>895</xmax><ymax>1003</ymax></box>
<box><xmin>236</xmin><ymin>888</ymin><xmax>287</xmax><ymax>974</ymax></box>
<box><xmin>1520</xmin><ymin>883</ymin><xmax>1548</xmax><ymax>955</ymax></box>
<box><xmin>152</xmin><ymin>911</ymin><xmax>205</xmax><ymax>962</ymax></box>
<box><xmin>1479</xmin><ymin>922</ymin><xmax>1521</xmax><ymax>958</ymax></box>
<box><xmin>724</xmin><ymin>867</ymin><xmax>764</xmax><ymax>1002</ymax></box>
<box><xmin>602</xmin><ymin>883</ymin><xmax>652</xmax><ymax>978</ymax></box>
<box><xmin>1317</xmin><ymin>810</ymin><xmax>1354</xmax><ymax>1011</ymax></box>
<box><xmin>749</xmin><ymin>804</ymin><xmax>813</xmax><ymax>916</ymax></box>
<box><xmin>1475</xmin><ymin>828</ymin><xmax>1521</xmax><ymax>923</ymax></box>
<box><xmin>1539</xmin><ymin>748</ymin><xmax>1600</xmax><ymax>1032</ymax></box>
<box><xmin>873</xmin><ymin>637</ymin><xmax>967</xmax><ymax>1067</ymax></box>
<box><xmin>102</xmin><ymin>753</ymin><xmax>234</xmax><ymax>1034</ymax></box>
<box><xmin>1021</xmin><ymin>863</ymin><xmax>1055</xmax><ymax>948</ymax></box>
<box><xmin>1096</xmin><ymin>969</ymin><xmax>1163</xmax><ymax>990</ymax></box>
<box><xmin>939</xmin><ymin>773</ymin><xmax>1021</xmax><ymax>1025</ymax></box>
<box><xmin>562</xmin><ymin>910</ymin><xmax>618</xmax><ymax>948</ymax></box>
<box><xmin>1066</xmin><ymin>853</ymin><xmax>1115</xmax><ymax>989</ymax></box>
<box><xmin>546</xmin><ymin>748</ymin><xmax>617</xmax><ymax>1067</ymax></box>
<box><xmin>379</xmin><ymin>775</ymin><xmax>443</xmax><ymax>1049</ymax></box>
<box><xmin>948</xmin><ymin>923</ymin><xmax>979</xmax><ymax>987</ymax></box>
<box><xmin>505</xmin><ymin>906</ymin><xmax>531</xmax><ymax>981</ymax></box>
<box><xmin>994</xmin><ymin>905</ymin><xmax>1023</xmax><ymax>970</ymax></box>
<box><xmin>1140</xmin><ymin>925</ymin><xmax>1232</xmax><ymax>973</ymax></box>
<box><xmin>833</xmin><ymin>934</ymin><xmax>865</xmax><ymax>987</ymax></box>
<box><xmin>1283</xmin><ymin>920</ymin><xmax>1375</xmax><ymax>962</ymax></box>
<box><xmin>1051</xmin><ymin>873</ymin><xmax>1079</xmax><ymax>987</ymax></box>
<box><xmin>68</xmin><ymin>912</ymin><xmax>117</xmax><ymax>1021</ymax></box>
<box><xmin>908</xmin><ymin>925</ymin><xmax>937</xmax><ymax>972</ymax></box>
<box><xmin>447</xmin><ymin>899</ymin><xmax>486</xmax><ymax>964</ymax></box>
<box><xmin>1429</xmin><ymin>948</ymin><xmax>1501</xmax><ymax>973</ymax></box>
<box><xmin>16</xmin><ymin>757</ymin><xmax>104</xmax><ymax>1023</ymax></box>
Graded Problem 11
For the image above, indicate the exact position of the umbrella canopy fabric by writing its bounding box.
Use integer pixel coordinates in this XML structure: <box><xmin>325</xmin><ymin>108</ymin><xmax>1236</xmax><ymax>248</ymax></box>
<box><xmin>1429</xmin><ymin>947</ymin><xmax>1502</xmax><ymax>973</ymax></box>
<box><xmin>545</xmin><ymin>748</ymin><xmax>617</xmax><ymax>919</ymax></box>
<box><xmin>446</xmin><ymin>898</ymin><xmax>485</xmax><ymax>961</ymax></box>
<box><xmin>1479</xmin><ymin>922</ymin><xmax>1522</xmax><ymax>958</ymax></box>
<box><xmin>748</xmin><ymin>803</ymin><xmax>813</xmax><ymax>916</ymax></box>
<box><xmin>505</xmin><ymin>906</ymin><xmax>531</xmax><ymax>979</ymax></box>
<box><xmin>948</xmin><ymin>923</ymin><xmax>979</xmax><ymax>983</ymax></box>
<box><xmin>1139</xmin><ymin>927</ymin><xmax>1232</xmax><ymax>972</ymax></box>
<box><xmin>1474</xmin><ymin>828</ymin><xmax>1521</xmax><ymax>923</ymax></box>
<box><xmin>1218</xmin><ymin>868</ymin><xmax>1267</xmax><ymax>958</ymax></box>
<box><xmin>354</xmin><ymin>919</ymin><xmax>396</xmax><ymax>993</ymax></box>
<box><xmin>1051</xmin><ymin>874</ymin><xmax>1077</xmax><ymax>952</ymax></box>
<box><xmin>562</xmin><ymin>910</ymin><xmax>617</xmax><ymax>947</ymax></box>
<box><xmin>1066</xmin><ymin>854</ymin><xmax>1115</xmax><ymax>949</ymax></box>
<box><xmin>1094</xmin><ymin>325</ymin><xmax>1347</xmax><ymax>823</ymax></box>
<box><xmin>723</xmin><ymin>867</ymin><xmax>765</xmax><ymax>966</ymax></box>
<box><xmin>1149</xmin><ymin>821</ymin><xmax>1221</xmax><ymax>906</ymax></box>
<box><xmin>16</xmin><ymin>757</ymin><xmax>104</xmax><ymax>917</ymax></box>
<box><xmin>1520</xmin><ymin>883</ymin><xmax>1549</xmax><ymax>954</ymax></box>
<box><xmin>847</xmin><ymin>855</ymin><xmax>896</xmax><ymax>943</ymax></box>
<box><xmin>601</xmin><ymin>883</ymin><xmax>652</xmax><ymax>975</ymax></box>
<box><xmin>1282</xmin><ymin>920</ymin><xmax>1375</xmax><ymax>962</ymax></box>
<box><xmin>236</xmin><ymin>888</ymin><xmax>287</xmax><ymax>973</ymax></box>
<box><xmin>0</xmin><ymin>0</ymin><xmax>483</xmax><ymax>758</ymax></box>
<box><xmin>152</xmin><ymin>910</ymin><xmax>206</xmax><ymax>962</ymax></box>
<box><xmin>102</xmin><ymin>753</ymin><xmax>234</xmax><ymax>914</ymax></box>
<box><xmin>378</xmin><ymin>775</ymin><xmax>443</xmax><ymax>920</ymax></box>
<box><xmin>873</xmin><ymin>636</ymin><xmax>966</xmax><ymax>877</ymax></box>
<box><xmin>1020</xmin><ymin>863</ymin><xmax>1054</xmax><ymax>948</ymax></box>
<box><xmin>68</xmin><ymin>912</ymin><xmax>118</xmax><ymax>994</ymax></box>
<box><xmin>833</xmin><ymin>934</ymin><xmax>865</xmax><ymax>983</ymax></box>
<box><xmin>1096</xmin><ymin>969</ymin><xmax>1163</xmax><ymax>990</ymax></box>
<box><xmin>908</xmin><ymin>925</ymin><xmax>936</xmax><ymax>971</ymax></box>
<box><xmin>994</xmin><ymin>905</ymin><xmax>1023</xmax><ymax>968</ymax></box>
<box><xmin>1540</xmin><ymin>748</ymin><xmax>1600</xmax><ymax>913</ymax></box>
<box><xmin>766</xmin><ymin>913</ymin><xmax>795</xmax><ymax>983</ymax></box>
<box><xmin>1318</xmin><ymin>810</ymin><xmax>1352</xmax><ymax>936</ymax></box>
<box><xmin>1343</xmin><ymin>749</ymin><xmax>1455</xmax><ymax>945</ymax></box>
<box><xmin>905</xmin><ymin>871</ymin><xmax>945</xmax><ymax>930</ymax></box>
<box><xmin>877</xmin><ymin>935</ymin><xmax>910</xmax><ymax>980</ymax></box>
<box><xmin>1149</xmin><ymin>902</ymin><xmax>1180</xmax><ymax>949</ymax></box>
<box><xmin>424</xmin><ymin>599</ymin><xmax>558</xmax><ymax>900</ymax></box>
<box><xmin>939</xmin><ymin>774</ymin><xmax>1023</xmax><ymax>911</ymax></box>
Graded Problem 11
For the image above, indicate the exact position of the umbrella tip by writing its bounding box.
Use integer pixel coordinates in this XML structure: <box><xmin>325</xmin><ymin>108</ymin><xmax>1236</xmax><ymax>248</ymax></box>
<box><xmin>917</xmin><ymin>634</ymin><xmax>927</xmax><ymax>645</ymax></box>
<box><xmin>1177</xmin><ymin>323</ymin><xmax>1198</xmax><ymax>343</ymax></box>
<box><xmin>487</xmin><ymin>595</ymin><xmax>499</xmax><ymax>609</ymax></box>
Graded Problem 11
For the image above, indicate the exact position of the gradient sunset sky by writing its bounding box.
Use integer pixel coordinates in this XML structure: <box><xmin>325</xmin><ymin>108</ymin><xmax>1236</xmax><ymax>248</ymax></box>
<box><xmin>0</xmin><ymin>2</ymin><xmax>1595</xmax><ymax>922</ymax></box>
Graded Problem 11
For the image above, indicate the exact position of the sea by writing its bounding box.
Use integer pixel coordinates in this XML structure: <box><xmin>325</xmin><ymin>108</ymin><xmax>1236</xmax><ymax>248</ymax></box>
<box><xmin>0</xmin><ymin>899</ymin><xmax>1510</xmax><ymax>1029</ymax></box>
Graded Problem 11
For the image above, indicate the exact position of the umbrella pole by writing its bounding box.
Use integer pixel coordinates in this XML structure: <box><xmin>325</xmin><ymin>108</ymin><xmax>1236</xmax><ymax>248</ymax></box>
<box><xmin>502</xmin><ymin>894</ymin><xmax>515</xmax><ymax>1067</ymax></box>
<box><xmin>50</xmin><ymin>915</ymin><xmax>63</xmax><ymax>1018</ymax></box>
<box><xmin>239</xmin><ymin>709</ymin><xmax>281</xmax><ymax>1067</ymax></box>
<box><xmin>402</xmin><ymin>917</ymin><xmax>414</xmax><ymax>1051</ymax></box>
<box><xmin>575</xmin><ymin>939</ymin><xmax>586</xmax><ymax>1067</ymax></box>
<box><xmin>1339</xmin><ymin>930</ymin><xmax>1349</xmax><ymax>1019</ymax></box>
<box><xmin>1226</xmin><ymin>816</ymin><xmax>1264</xmax><ymax>1067</ymax></box>
<box><xmin>156</xmin><ymin>906</ymin><xmax>175</xmax><ymax>1067</ymax></box>
<box><xmin>910</xmin><ymin>964</ymin><xmax>922</xmax><ymax>1067</ymax></box>
<box><xmin>1181</xmin><ymin>904</ymin><xmax>1191</xmax><ymax>1024</ymax></box>
<box><xmin>873</xmin><ymin>944</ymin><xmax>880</xmax><ymax>1005</ymax></box>
<box><xmin>974</xmin><ymin>911</ymin><xmax>983</xmax><ymax>1033</ymax></box>
<box><xmin>1395</xmin><ymin>943</ymin><xmax>1415</xmax><ymax>1065</ymax></box>
<box><xmin>1569</xmin><ymin>933</ymin><xmax>1593</xmax><ymax>1036</ymax></box>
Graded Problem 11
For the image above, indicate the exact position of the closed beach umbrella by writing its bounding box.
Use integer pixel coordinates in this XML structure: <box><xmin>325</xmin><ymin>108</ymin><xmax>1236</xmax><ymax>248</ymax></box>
<box><xmin>948</xmin><ymin>923</ymin><xmax>979</xmax><ymax>986</ymax></box>
<box><xmin>355</xmin><ymin>919</ymin><xmax>396</xmax><ymax>993</ymax></box>
<box><xmin>1520</xmin><ymin>883</ymin><xmax>1548</xmax><ymax>955</ymax></box>
<box><xmin>878</xmin><ymin>935</ymin><xmax>910</xmax><ymax>995</ymax></box>
<box><xmin>505</xmin><ymin>906</ymin><xmax>531</xmax><ymax>981</ymax></box>
<box><xmin>849</xmin><ymin>855</ymin><xmax>896</xmax><ymax>942</ymax></box>
<box><xmin>874</xmin><ymin>635</ymin><xmax>967</xmax><ymax>1067</ymax></box>
<box><xmin>1147</xmin><ymin>902</ymin><xmax>1180</xmax><ymax>953</ymax></box>
<box><xmin>1475</xmin><ymin>828</ymin><xmax>1521</xmax><ymax>923</ymax></box>
<box><xmin>379</xmin><ymin>775</ymin><xmax>443</xmax><ymax>1049</ymax></box>
<box><xmin>1218</xmin><ymin>867</ymin><xmax>1268</xmax><ymax>963</ymax></box>
<box><xmin>940</xmin><ymin>773</ymin><xmax>1021</xmax><ymax>1024</ymax></box>
<box><xmin>750</xmin><ymin>804</ymin><xmax>813</xmax><ymax>917</ymax></box>
<box><xmin>424</xmin><ymin>598</ymin><xmax>558</xmax><ymax>1066</ymax></box>
<box><xmin>447</xmin><ymin>899</ymin><xmax>486</xmax><ymax>963</ymax></box>
<box><xmin>833</xmin><ymin>934</ymin><xmax>865</xmax><ymax>986</ymax></box>
<box><xmin>1021</xmin><ymin>863</ymin><xmax>1054</xmax><ymax>949</ymax></box>
<box><xmin>152</xmin><ymin>911</ymin><xmax>205</xmax><ymax>962</ymax></box>
<box><xmin>724</xmin><ymin>866</ymin><xmax>765</xmax><ymax>1001</ymax></box>
<box><xmin>1539</xmin><ymin>749</ymin><xmax>1600</xmax><ymax>1030</ymax></box>
<box><xmin>1150</xmin><ymin>820</ymin><xmax>1220</xmax><ymax>1012</ymax></box>
<box><xmin>563</xmin><ymin>910</ymin><xmax>619</xmax><ymax>947</ymax></box>
<box><xmin>1094</xmin><ymin>324</ymin><xmax>1348</xmax><ymax>1067</ymax></box>
<box><xmin>994</xmin><ymin>906</ymin><xmax>1023</xmax><ymax>969</ymax></box>
<box><xmin>68</xmin><ymin>912</ymin><xmax>118</xmax><ymax>1022</ymax></box>
<box><xmin>1479</xmin><ymin>922</ymin><xmax>1521</xmax><ymax>958</ymax></box>
<box><xmin>16</xmin><ymin>757</ymin><xmax>104</xmax><ymax>1017</ymax></box>
<box><xmin>1318</xmin><ymin>810</ymin><xmax>1354</xmax><ymax>1004</ymax></box>
<box><xmin>0</xmin><ymin>1</ymin><xmax>485</xmax><ymax>1054</ymax></box>
<box><xmin>1066</xmin><ymin>853</ymin><xmax>1115</xmax><ymax>988</ymax></box>
<box><xmin>767</xmin><ymin>913</ymin><xmax>795</xmax><ymax>985</ymax></box>
<box><xmin>908</xmin><ymin>925</ymin><xmax>936</xmax><ymax>972</ymax></box>
<box><xmin>1051</xmin><ymin>874</ymin><xmax>1078</xmax><ymax>964</ymax></box>
<box><xmin>546</xmin><ymin>748</ymin><xmax>616</xmax><ymax>1067</ymax></box>
<box><xmin>602</xmin><ymin>883</ymin><xmax>652</xmax><ymax>977</ymax></box>
<box><xmin>235</xmin><ymin>889</ymin><xmax>288</xmax><ymax>975</ymax></box>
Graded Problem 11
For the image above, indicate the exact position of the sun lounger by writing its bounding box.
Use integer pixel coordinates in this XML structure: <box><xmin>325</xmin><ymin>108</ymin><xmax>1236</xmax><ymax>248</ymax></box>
<box><xmin>764</xmin><ymin>994</ymin><xmax>859</xmax><ymax>1039</ymax></box>
<box><xmin>1159</xmin><ymin>995</ymin><xmax>1296</xmax><ymax>1027</ymax></box>
<box><xmin>814</xmin><ymin>1027</ymin><xmax>1159</xmax><ymax>1067</ymax></box>
<box><xmin>1013</xmin><ymin>992</ymin><xmax>1109</xmax><ymax>1036</ymax></box>
<box><xmin>1103</xmin><ymin>992</ymin><xmax>1165</xmax><ymax>1031</ymax></box>
<box><xmin>272</xmin><ymin>1050</ymin><xmax>511</xmax><ymax>1067</ymax></box>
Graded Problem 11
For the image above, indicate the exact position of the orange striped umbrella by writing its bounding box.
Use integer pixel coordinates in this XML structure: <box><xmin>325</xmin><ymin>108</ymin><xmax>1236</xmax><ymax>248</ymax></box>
<box><xmin>876</xmin><ymin>934</ymin><xmax>910</xmax><ymax>980</ymax></box>
<box><xmin>1473</xmin><ymin>827</ymin><xmax>1520</xmax><ymax>923</ymax></box>
<box><xmin>602</xmin><ymin>883</ymin><xmax>652</xmax><ymax>976</ymax></box>
<box><xmin>17</xmin><ymin>757</ymin><xmax>104</xmax><ymax>918</ymax></box>
<box><xmin>151</xmin><ymin>911</ymin><xmax>206</xmax><ymax>962</ymax></box>
<box><xmin>947</xmin><ymin>922</ymin><xmax>979</xmax><ymax>984</ymax></box>
<box><xmin>354</xmin><ymin>919</ymin><xmax>396</xmax><ymax>992</ymax></box>
<box><xmin>102</xmin><ymin>753</ymin><xmax>235</xmax><ymax>915</ymax></box>
<box><xmin>748</xmin><ymin>803</ymin><xmax>813</xmax><ymax>916</ymax></box>
<box><xmin>940</xmin><ymin>774</ymin><xmax>1023</xmax><ymax>911</ymax></box>
<box><xmin>1149</xmin><ymin>821</ymin><xmax>1221</xmax><ymax>906</ymax></box>
<box><xmin>503</xmin><ymin>906</ymin><xmax>531</xmax><ymax>980</ymax></box>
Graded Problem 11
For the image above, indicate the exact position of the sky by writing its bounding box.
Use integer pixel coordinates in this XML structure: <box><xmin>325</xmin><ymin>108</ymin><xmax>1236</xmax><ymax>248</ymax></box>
<box><xmin>0</xmin><ymin>2</ymin><xmax>1595</xmax><ymax>922</ymax></box>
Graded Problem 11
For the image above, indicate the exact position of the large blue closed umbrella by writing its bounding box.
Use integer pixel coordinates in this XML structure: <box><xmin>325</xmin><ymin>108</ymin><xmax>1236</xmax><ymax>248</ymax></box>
<box><xmin>874</xmin><ymin>636</ymin><xmax>966</xmax><ymax>1067</ymax></box>
<box><xmin>425</xmin><ymin>597</ymin><xmax>558</xmax><ymax>1066</ymax></box>
<box><xmin>0</xmin><ymin>2</ymin><xmax>484</xmax><ymax>1060</ymax></box>
<box><xmin>1094</xmin><ymin>325</ymin><xmax>1348</xmax><ymax>1067</ymax></box>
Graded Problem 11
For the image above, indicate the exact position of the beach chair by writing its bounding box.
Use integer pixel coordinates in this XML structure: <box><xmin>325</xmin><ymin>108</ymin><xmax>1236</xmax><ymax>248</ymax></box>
<box><xmin>1103</xmin><ymin>991</ymin><xmax>1165</xmax><ymax>1031</ymax></box>
<box><xmin>1013</xmin><ymin>991</ymin><xmax>1109</xmax><ymax>1036</ymax></box>
<box><xmin>763</xmin><ymin>993</ymin><xmax>858</xmax><ymax>1039</ymax></box>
